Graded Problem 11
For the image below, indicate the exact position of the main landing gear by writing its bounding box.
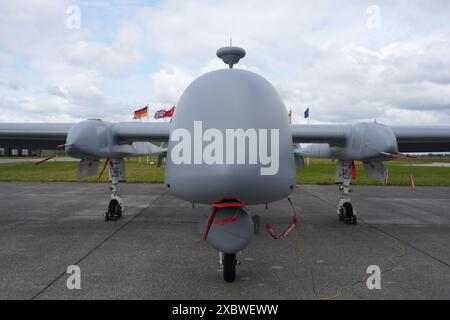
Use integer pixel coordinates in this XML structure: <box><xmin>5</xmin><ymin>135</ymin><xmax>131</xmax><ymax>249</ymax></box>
<box><xmin>336</xmin><ymin>160</ymin><xmax>357</xmax><ymax>225</ymax></box>
<box><xmin>105</xmin><ymin>158</ymin><xmax>125</xmax><ymax>221</ymax></box>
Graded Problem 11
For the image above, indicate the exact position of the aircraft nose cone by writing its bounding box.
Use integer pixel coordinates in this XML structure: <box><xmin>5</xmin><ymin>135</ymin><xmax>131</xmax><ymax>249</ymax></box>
<box><xmin>385</xmin><ymin>142</ymin><xmax>398</xmax><ymax>154</ymax></box>
<box><xmin>382</xmin><ymin>131</ymin><xmax>399</xmax><ymax>154</ymax></box>
<box><xmin>65</xmin><ymin>127</ymin><xmax>87</xmax><ymax>158</ymax></box>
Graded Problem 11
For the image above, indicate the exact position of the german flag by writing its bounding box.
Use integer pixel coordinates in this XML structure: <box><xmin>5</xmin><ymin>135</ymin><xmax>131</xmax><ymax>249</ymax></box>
<box><xmin>133</xmin><ymin>106</ymin><xmax>148</xmax><ymax>119</ymax></box>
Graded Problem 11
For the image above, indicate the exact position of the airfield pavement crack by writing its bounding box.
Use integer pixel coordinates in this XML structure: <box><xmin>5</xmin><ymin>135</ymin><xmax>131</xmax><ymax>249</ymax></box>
<box><xmin>29</xmin><ymin>192</ymin><xmax>166</xmax><ymax>300</ymax></box>
<box><xmin>290</xmin><ymin>188</ymin><xmax>403</xmax><ymax>299</ymax></box>
<box><xmin>299</xmin><ymin>186</ymin><xmax>450</xmax><ymax>269</ymax></box>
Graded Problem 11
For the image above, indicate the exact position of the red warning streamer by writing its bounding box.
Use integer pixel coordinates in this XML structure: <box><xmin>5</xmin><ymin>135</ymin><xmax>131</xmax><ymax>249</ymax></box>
<box><xmin>97</xmin><ymin>158</ymin><xmax>110</xmax><ymax>182</ymax></box>
<box><xmin>384</xmin><ymin>169</ymin><xmax>389</xmax><ymax>186</ymax></box>
<box><xmin>203</xmin><ymin>199</ymin><xmax>246</xmax><ymax>240</ymax></box>
<box><xmin>213</xmin><ymin>214</ymin><xmax>238</xmax><ymax>225</ymax></box>
<box><xmin>265</xmin><ymin>197</ymin><xmax>298</xmax><ymax>240</ymax></box>
<box><xmin>265</xmin><ymin>215</ymin><xmax>297</xmax><ymax>240</ymax></box>
<box><xmin>35</xmin><ymin>155</ymin><xmax>55</xmax><ymax>166</ymax></box>
<box><xmin>409</xmin><ymin>173</ymin><xmax>415</xmax><ymax>191</ymax></box>
<box><xmin>35</xmin><ymin>143</ymin><xmax>68</xmax><ymax>165</ymax></box>
<box><xmin>351</xmin><ymin>160</ymin><xmax>357</xmax><ymax>180</ymax></box>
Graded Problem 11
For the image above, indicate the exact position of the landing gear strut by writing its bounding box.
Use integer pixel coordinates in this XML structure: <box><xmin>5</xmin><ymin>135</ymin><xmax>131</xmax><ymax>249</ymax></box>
<box><xmin>105</xmin><ymin>158</ymin><xmax>125</xmax><ymax>221</ymax></box>
<box><xmin>336</xmin><ymin>160</ymin><xmax>357</xmax><ymax>225</ymax></box>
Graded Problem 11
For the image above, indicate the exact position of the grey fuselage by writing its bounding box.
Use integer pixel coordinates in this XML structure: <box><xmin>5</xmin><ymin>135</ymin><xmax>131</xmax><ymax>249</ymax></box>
<box><xmin>165</xmin><ymin>69</ymin><xmax>296</xmax><ymax>205</ymax></box>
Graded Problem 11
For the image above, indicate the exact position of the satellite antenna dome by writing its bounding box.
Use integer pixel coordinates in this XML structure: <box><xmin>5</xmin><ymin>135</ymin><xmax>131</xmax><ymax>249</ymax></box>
<box><xmin>216</xmin><ymin>46</ymin><xmax>246</xmax><ymax>69</ymax></box>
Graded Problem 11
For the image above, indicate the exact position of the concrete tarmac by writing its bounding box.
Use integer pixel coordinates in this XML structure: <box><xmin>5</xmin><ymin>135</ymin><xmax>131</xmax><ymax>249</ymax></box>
<box><xmin>0</xmin><ymin>182</ymin><xmax>448</xmax><ymax>299</ymax></box>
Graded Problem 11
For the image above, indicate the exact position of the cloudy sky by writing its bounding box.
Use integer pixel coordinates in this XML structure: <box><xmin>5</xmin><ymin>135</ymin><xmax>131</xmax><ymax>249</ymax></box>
<box><xmin>0</xmin><ymin>0</ymin><xmax>449</xmax><ymax>125</ymax></box>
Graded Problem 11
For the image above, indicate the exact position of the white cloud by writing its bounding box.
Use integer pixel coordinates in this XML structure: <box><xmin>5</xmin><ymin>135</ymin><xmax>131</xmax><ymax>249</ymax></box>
<box><xmin>379</xmin><ymin>108</ymin><xmax>450</xmax><ymax>125</ymax></box>
<box><xmin>147</xmin><ymin>58</ymin><xmax>262</xmax><ymax>108</ymax></box>
<box><xmin>0</xmin><ymin>0</ymin><xmax>449</xmax><ymax>126</ymax></box>
<box><xmin>273</xmin><ymin>32</ymin><xmax>450</xmax><ymax>125</ymax></box>
<box><xmin>0</xmin><ymin>0</ymin><xmax>149</xmax><ymax>122</ymax></box>
<box><xmin>0</xmin><ymin>80</ymin><xmax>24</xmax><ymax>90</ymax></box>
<box><xmin>149</xmin><ymin>64</ymin><xmax>194</xmax><ymax>105</ymax></box>
<box><xmin>0</xmin><ymin>52</ymin><xmax>14</xmax><ymax>67</ymax></box>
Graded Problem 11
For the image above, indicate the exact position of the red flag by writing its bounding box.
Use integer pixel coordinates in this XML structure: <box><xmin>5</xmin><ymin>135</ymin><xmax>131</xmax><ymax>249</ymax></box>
<box><xmin>163</xmin><ymin>106</ymin><xmax>175</xmax><ymax>117</ymax></box>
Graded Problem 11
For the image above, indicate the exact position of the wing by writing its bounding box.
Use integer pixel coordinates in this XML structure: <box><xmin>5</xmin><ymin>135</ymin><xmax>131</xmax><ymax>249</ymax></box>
<box><xmin>291</xmin><ymin>124</ymin><xmax>348</xmax><ymax>146</ymax></box>
<box><xmin>0</xmin><ymin>123</ymin><xmax>73</xmax><ymax>149</ymax></box>
<box><xmin>115</xmin><ymin>122</ymin><xmax>170</xmax><ymax>144</ymax></box>
<box><xmin>291</xmin><ymin>123</ymin><xmax>450</xmax><ymax>153</ymax></box>
<box><xmin>390</xmin><ymin>126</ymin><xmax>450</xmax><ymax>152</ymax></box>
<box><xmin>0</xmin><ymin>122</ymin><xmax>170</xmax><ymax>150</ymax></box>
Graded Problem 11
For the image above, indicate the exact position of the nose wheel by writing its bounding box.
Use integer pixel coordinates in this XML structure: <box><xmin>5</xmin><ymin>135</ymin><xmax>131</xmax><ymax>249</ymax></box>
<box><xmin>223</xmin><ymin>253</ymin><xmax>237</xmax><ymax>283</ymax></box>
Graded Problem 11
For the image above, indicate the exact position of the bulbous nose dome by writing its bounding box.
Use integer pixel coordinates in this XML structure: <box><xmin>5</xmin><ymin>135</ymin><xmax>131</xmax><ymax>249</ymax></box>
<box><xmin>172</xmin><ymin>68</ymin><xmax>289</xmax><ymax>130</ymax></box>
<box><xmin>165</xmin><ymin>46</ymin><xmax>296</xmax><ymax>204</ymax></box>
<box><xmin>164</xmin><ymin>49</ymin><xmax>296</xmax><ymax>205</ymax></box>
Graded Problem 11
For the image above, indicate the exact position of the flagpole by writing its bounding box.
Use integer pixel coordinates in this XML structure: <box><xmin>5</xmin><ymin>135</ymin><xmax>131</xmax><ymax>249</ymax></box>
<box><xmin>306</xmin><ymin>106</ymin><xmax>310</xmax><ymax>167</ymax></box>
<box><xmin>139</xmin><ymin>117</ymin><xmax>142</xmax><ymax>163</ymax></box>
<box><xmin>147</xmin><ymin>109</ymin><xmax>149</xmax><ymax>165</ymax></box>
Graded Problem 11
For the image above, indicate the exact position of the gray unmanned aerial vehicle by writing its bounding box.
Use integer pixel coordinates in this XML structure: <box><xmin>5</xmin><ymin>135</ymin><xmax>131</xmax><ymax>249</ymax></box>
<box><xmin>1</xmin><ymin>46</ymin><xmax>450</xmax><ymax>282</ymax></box>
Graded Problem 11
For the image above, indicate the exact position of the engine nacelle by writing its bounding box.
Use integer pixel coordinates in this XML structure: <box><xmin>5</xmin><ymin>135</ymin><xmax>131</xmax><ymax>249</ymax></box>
<box><xmin>347</xmin><ymin>123</ymin><xmax>399</xmax><ymax>161</ymax></box>
<box><xmin>298</xmin><ymin>122</ymin><xmax>399</xmax><ymax>162</ymax></box>
<box><xmin>65</xmin><ymin>120</ymin><xmax>164</xmax><ymax>160</ymax></box>
<box><xmin>65</xmin><ymin>119</ymin><xmax>115</xmax><ymax>159</ymax></box>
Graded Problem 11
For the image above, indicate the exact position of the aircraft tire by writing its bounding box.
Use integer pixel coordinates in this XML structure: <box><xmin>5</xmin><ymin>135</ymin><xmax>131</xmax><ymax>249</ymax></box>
<box><xmin>223</xmin><ymin>253</ymin><xmax>236</xmax><ymax>282</ymax></box>
<box><xmin>343</xmin><ymin>202</ymin><xmax>356</xmax><ymax>225</ymax></box>
<box><xmin>107</xmin><ymin>199</ymin><xmax>122</xmax><ymax>221</ymax></box>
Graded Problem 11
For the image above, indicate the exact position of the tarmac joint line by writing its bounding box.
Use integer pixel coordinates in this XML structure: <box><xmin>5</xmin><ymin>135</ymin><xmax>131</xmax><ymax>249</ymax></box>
<box><xmin>29</xmin><ymin>192</ymin><xmax>165</xmax><ymax>300</ymax></box>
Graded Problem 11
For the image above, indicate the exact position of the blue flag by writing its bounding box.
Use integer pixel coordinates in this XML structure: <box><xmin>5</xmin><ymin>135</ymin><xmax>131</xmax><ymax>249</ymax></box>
<box><xmin>304</xmin><ymin>107</ymin><xmax>309</xmax><ymax>118</ymax></box>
